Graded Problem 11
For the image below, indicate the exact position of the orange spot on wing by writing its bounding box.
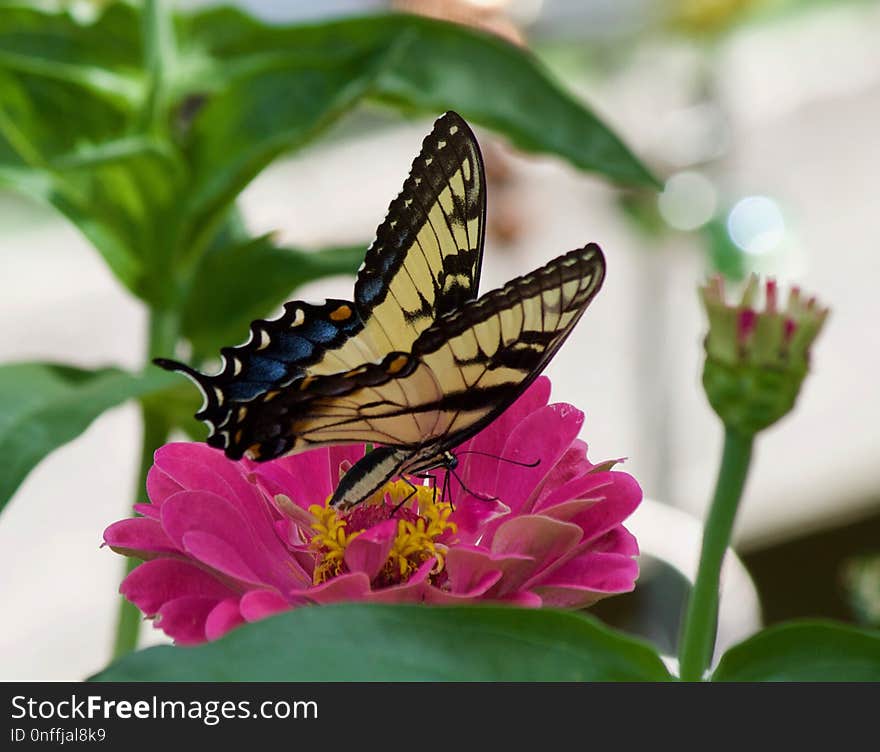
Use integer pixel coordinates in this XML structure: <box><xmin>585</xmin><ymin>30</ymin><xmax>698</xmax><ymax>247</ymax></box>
<box><xmin>329</xmin><ymin>305</ymin><xmax>352</xmax><ymax>322</ymax></box>
<box><xmin>387</xmin><ymin>355</ymin><xmax>409</xmax><ymax>374</ymax></box>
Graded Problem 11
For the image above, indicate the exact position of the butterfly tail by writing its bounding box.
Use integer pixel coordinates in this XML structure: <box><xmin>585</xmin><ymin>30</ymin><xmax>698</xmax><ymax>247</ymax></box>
<box><xmin>153</xmin><ymin>357</ymin><xmax>216</xmax><ymax>421</ymax></box>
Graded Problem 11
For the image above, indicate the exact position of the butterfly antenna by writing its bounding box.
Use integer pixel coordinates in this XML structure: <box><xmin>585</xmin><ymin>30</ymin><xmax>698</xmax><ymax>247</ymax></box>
<box><xmin>456</xmin><ymin>449</ymin><xmax>540</xmax><ymax>469</ymax></box>
<box><xmin>449</xmin><ymin>466</ymin><xmax>497</xmax><ymax>503</ymax></box>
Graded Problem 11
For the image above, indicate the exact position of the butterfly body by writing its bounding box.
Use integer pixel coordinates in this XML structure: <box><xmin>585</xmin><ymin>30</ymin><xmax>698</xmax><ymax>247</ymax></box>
<box><xmin>157</xmin><ymin>112</ymin><xmax>605</xmax><ymax>509</ymax></box>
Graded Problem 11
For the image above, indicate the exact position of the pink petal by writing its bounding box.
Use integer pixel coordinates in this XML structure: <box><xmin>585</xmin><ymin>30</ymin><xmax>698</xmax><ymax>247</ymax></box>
<box><xmin>290</xmin><ymin>572</ymin><xmax>372</xmax><ymax>604</ymax></box>
<box><xmin>496</xmin><ymin>591</ymin><xmax>543</xmax><ymax>607</ymax></box>
<box><xmin>239</xmin><ymin>589</ymin><xmax>291</xmax><ymax>622</ymax></box>
<box><xmin>204</xmin><ymin>598</ymin><xmax>245</xmax><ymax>641</ymax></box>
<box><xmin>145</xmin><ymin>464</ymin><xmax>183</xmax><ymax>506</ymax></box>
<box><xmin>568</xmin><ymin>472</ymin><xmax>643</xmax><ymax>543</ymax></box>
<box><xmin>153</xmin><ymin>443</ymin><xmax>243</xmax><ymax>502</ymax></box>
<box><xmin>160</xmin><ymin>490</ymin><xmax>307</xmax><ymax>590</ymax></box>
<box><xmin>103</xmin><ymin>517</ymin><xmax>179</xmax><ymax>558</ymax></box>
<box><xmin>449</xmin><ymin>496</ymin><xmax>510</xmax><ymax>541</ymax></box>
<box><xmin>343</xmin><ymin>519</ymin><xmax>397</xmax><ymax>580</ymax></box>
<box><xmin>532</xmin><ymin>587</ymin><xmax>607</xmax><ymax>609</ymax></box>
<box><xmin>271</xmin><ymin>495</ymin><xmax>316</xmax><ymax>529</ymax></box>
<box><xmin>180</xmin><ymin>530</ymin><xmax>265</xmax><ymax>587</ymax></box>
<box><xmin>489</xmin><ymin>515</ymin><xmax>584</xmax><ymax>592</ymax></box>
<box><xmin>532</xmin><ymin>551</ymin><xmax>639</xmax><ymax>608</ymax></box>
<box><xmin>532</xmin><ymin>497</ymin><xmax>598</xmax><ymax>524</ymax></box>
<box><xmin>587</xmin><ymin>526</ymin><xmax>639</xmax><ymax>557</ymax></box>
<box><xmin>156</xmin><ymin>444</ymin><xmax>293</xmax><ymax>568</ymax></box>
<box><xmin>533</xmin><ymin>471</ymin><xmax>615</xmax><ymax>514</ymax></box>
<box><xmin>534</xmin><ymin>439</ymin><xmax>594</xmax><ymax>503</ymax></box>
<box><xmin>256</xmin><ymin>447</ymin><xmax>333</xmax><ymax>505</ymax></box>
<box><xmin>133</xmin><ymin>503</ymin><xmax>161</xmax><ymax>519</ymax></box>
<box><xmin>456</xmin><ymin>376</ymin><xmax>552</xmax><ymax>499</ymax></box>
<box><xmin>420</xmin><ymin>571</ymin><xmax>502</xmax><ymax>604</ymax></box>
<box><xmin>155</xmin><ymin>596</ymin><xmax>219</xmax><ymax>645</ymax></box>
<box><xmin>444</xmin><ymin>545</ymin><xmax>529</xmax><ymax>594</ymax></box>
<box><xmin>489</xmin><ymin>402</ymin><xmax>584</xmax><ymax>523</ymax></box>
<box><xmin>250</xmin><ymin>462</ymin><xmax>321</xmax><ymax>511</ymax></box>
<box><xmin>367</xmin><ymin>559</ymin><xmax>436</xmax><ymax>603</ymax></box>
<box><xmin>121</xmin><ymin>559</ymin><xmax>235</xmax><ymax>616</ymax></box>
<box><xmin>328</xmin><ymin>445</ymin><xmax>366</xmax><ymax>481</ymax></box>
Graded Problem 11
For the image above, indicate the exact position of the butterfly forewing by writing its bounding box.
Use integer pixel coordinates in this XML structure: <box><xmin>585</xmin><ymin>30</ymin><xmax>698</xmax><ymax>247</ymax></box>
<box><xmin>349</xmin><ymin>111</ymin><xmax>486</xmax><ymax>359</ymax></box>
<box><xmin>156</xmin><ymin>112</ymin><xmax>485</xmax><ymax>459</ymax></box>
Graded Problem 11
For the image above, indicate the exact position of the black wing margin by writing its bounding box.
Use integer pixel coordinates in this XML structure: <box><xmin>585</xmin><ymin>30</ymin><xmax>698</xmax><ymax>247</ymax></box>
<box><xmin>354</xmin><ymin>111</ymin><xmax>487</xmax><ymax>348</ymax></box>
<box><xmin>154</xmin><ymin>297</ymin><xmax>365</xmax><ymax>454</ymax></box>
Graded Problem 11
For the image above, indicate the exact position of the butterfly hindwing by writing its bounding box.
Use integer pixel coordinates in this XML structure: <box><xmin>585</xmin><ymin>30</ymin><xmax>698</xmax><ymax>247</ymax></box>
<box><xmin>154</xmin><ymin>298</ymin><xmax>365</xmax><ymax>453</ymax></box>
<box><xmin>407</xmin><ymin>242</ymin><xmax>605</xmax><ymax>445</ymax></box>
<box><xmin>318</xmin><ymin>244</ymin><xmax>606</xmax><ymax>508</ymax></box>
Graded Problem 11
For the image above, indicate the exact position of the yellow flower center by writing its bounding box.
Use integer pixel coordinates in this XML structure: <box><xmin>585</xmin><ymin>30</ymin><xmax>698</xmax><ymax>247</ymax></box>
<box><xmin>307</xmin><ymin>480</ymin><xmax>457</xmax><ymax>587</ymax></box>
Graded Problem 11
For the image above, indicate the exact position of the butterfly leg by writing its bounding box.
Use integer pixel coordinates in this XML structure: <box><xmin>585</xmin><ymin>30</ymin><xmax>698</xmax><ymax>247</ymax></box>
<box><xmin>391</xmin><ymin>475</ymin><xmax>426</xmax><ymax>516</ymax></box>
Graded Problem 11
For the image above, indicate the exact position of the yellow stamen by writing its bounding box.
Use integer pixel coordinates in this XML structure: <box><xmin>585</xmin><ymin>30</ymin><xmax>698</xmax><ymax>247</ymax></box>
<box><xmin>308</xmin><ymin>482</ymin><xmax>458</xmax><ymax>586</ymax></box>
<box><xmin>308</xmin><ymin>504</ymin><xmax>361</xmax><ymax>585</ymax></box>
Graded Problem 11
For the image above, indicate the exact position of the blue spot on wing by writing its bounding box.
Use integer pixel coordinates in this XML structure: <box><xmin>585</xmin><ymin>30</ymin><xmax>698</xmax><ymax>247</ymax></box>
<box><xmin>266</xmin><ymin>333</ymin><xmax>314</xmax><ymax>362</ymax></box>
<box><xmin>227</xmin><ymin>380</ymin><xmax>272</xmax><ymax>401</ymax></box>
<box><xmin>358</xmin><ymin>275</ymin><xmax>384</xmax><ymax>305</ymax></box>
<box><xmin>247</xmin><ymin>356</ymin><xmax>288</xmax><ymax>382</ymax></box>
<box><xmin>302</xmin><ymin>319</ymin><xmax>338</xmax><ymax>344</ymax></box>
<box><xmin>380</xmin><ymin>249</ymin><xmax>399</xmax><ymax>272</ymax></box>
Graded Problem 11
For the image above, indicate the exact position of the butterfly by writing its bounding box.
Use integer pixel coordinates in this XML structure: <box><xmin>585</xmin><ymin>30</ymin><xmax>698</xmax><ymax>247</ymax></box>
<box><xmin>156</xmin><ymin>111</ymin><xmax>605</xmax><ymax>509</ymax></box>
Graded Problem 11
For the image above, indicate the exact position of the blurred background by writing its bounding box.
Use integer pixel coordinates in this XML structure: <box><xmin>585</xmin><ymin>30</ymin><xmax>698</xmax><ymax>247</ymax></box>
<box><xmin>2</xmin><ymin>0</ymin><xmax>879</xmax><ymax>678</ymax></box>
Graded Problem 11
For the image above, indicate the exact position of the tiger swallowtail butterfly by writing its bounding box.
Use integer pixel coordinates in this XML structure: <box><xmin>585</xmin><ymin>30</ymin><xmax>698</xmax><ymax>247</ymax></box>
<box><xmin>156</xmin><ymin>111</ymin><xmax>606</xmax><ymax>508</ymax></box>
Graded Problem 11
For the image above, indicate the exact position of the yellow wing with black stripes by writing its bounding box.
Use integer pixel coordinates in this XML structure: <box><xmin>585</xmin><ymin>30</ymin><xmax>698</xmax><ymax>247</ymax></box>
<box><xmin>155</xmin><ymin>111</ymin><xmax>486</xmax><ymax>459</ymax></box>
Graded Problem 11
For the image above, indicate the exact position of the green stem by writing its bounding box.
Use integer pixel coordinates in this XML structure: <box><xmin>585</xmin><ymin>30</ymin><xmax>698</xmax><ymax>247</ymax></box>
<box><xmin>111</xmin><ymin>308</ymin><xmax>179</xmax><ymax>659</ymax></box>
<box><xmin>138</xmin><ymin>0</ymin><xmax>175</xmax><ymax>135</ymax></box>
<box><xmin>678</xmin><ymin>427</ymin><xmax>754</xmax><ymax>681</ymax></box>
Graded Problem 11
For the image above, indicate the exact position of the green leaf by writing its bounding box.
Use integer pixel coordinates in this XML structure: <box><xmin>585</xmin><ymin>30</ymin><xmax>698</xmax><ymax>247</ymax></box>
<box><xmin>181</xmin><ymin>237</ymin><xmax>365</xmax><ymax>357</ymax></box>
<box><xmin>372</xmin><ymin>19</ymin><xmax>657</xmax><ymax>187</ymax></box>
<box><xmin>0</xmin><ymin>362</ymin><xmax>178</xmax><ymax>513</ymax></box>
<box><xmin>0</xmin><ymin>2</ymin><xmax>143</xmax><ymax>105</ymax></box>
<box><xmin>0</xmin><ymin>5</ymin><xmax>186</xmax><ymax>306</ymax></box>
<box><xmin>712</xmin><ymin>620</ymin><xmax>880</xmax><ymax>682</ymax></box>
<box><xmin>0</xmin><ymin>64</ymin><xmax>186</xmax><ymax>303</ymax></box>
<box><xmin>180</xmin><ymin>9</ymin><xmax>657</xmax><ymax>188</ymax></box>
<box><xmin>182</xmin><ymin>45</ymin><xmax>401</xmax><ymax>248</ymax></box>
<box><xmin>91</xmin><ymin>603</ymin><xmax>672</xmax><ymax>681</ymax></box>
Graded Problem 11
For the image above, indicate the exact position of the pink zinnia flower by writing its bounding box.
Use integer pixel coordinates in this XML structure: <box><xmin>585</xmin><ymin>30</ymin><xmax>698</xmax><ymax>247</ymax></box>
<box><xmin>104</xmin><ymin>377</ymin><xmax>642</xmax><ymax>645</ymax></box>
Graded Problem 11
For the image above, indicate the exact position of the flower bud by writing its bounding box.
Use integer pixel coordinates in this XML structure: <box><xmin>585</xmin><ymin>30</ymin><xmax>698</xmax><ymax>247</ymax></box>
<box><xmin>700</xmin><ymin>275</ymin><xmax>829</xmax><ymax>435</ymax></box>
